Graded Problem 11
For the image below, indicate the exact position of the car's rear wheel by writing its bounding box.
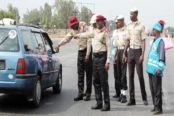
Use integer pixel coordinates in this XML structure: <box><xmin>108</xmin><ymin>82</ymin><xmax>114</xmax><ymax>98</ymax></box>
<box><xmin>53</xmin><ymin>65</ymin><xmax>62</xmax><ymax>94</ymax></box>
<box><xmin>30</xmin><ymin>78</ymin><xmax>42</xmax><ymax>107</ymax></box>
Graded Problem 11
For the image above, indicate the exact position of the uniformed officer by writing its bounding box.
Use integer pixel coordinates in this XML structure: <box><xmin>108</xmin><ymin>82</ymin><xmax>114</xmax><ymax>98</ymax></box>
<box><xmin>123</xmin><ymin>8</ymin><xmax>148</xmax><ymax>106</ymax></box>
<box><xmin>55</xmin><ymin>16</ymin><xmax>92</xmax><ymax>101</ymax></box>
<box><xmin>75</xmin><ymin>15</ymin><xmax>111</xmax><ymax>111</ymax></box>
<box><xmin>114</xmin><ymin>15</ymin><xmax>128</xmax><ymax>103</ymax></box>
<box><xmin>146</xmin><ymin>22</ymin><xmax>165</xmax><ymax>115</ymax></box>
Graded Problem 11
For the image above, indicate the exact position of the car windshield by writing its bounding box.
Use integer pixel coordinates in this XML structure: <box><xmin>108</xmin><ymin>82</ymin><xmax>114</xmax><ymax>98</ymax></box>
<box><xmin>0</xmin><ymin>29</ymin><xmax>19</xmax><ymax>52</ymax></box>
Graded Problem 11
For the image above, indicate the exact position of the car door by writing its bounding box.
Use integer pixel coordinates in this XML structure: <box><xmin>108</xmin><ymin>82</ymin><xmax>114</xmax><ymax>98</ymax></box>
<box><xmin>41</xmin><ymin>33</ymin><xmax>56</xmax><ymax>86</ymax></box>
<box><xmin>32</xmin><ymin>32</ymin><xmax>50</xmax><ymax>88</ymax></box>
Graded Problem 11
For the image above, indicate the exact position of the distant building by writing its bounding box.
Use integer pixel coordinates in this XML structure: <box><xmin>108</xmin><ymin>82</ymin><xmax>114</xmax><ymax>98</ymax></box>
<box><xmin>0</xmin><ymin>18</ymin><xmax>16</xmax><ymax>25</ymax></box>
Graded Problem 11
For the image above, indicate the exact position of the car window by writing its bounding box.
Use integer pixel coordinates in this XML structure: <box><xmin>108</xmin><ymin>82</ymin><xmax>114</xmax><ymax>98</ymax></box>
<box><xmin>21</xmin><ymin>30</ymin><xmax>38</xmax><ymax>52</ymax></box>
<box><xmin>0</xmin><ymin>29</ymin><xmax>19</xmax><ymax>52</ymax></box>
<box><xmin>33</xmin><ymin>33</ymin><xmax>45</xmax><ymax>52</ymax></box>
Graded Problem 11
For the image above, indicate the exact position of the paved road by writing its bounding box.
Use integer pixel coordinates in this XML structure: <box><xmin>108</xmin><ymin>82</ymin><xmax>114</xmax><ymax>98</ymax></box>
<box><xmin>0</xmin><ymin>38</ymin><xmax>174</xmax><ymax>116</ymax></box>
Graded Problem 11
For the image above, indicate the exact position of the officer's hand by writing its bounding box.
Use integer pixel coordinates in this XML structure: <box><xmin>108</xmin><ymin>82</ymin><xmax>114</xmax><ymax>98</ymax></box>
<box><xmin>114</xmin><ymin>59</ymin><xmax>117</xmax><ymax>64</ymax></box>
<box><xmin>105</xmin><ymin>63</ymin><xmax>110</xmax><ymax>71</ymax></box>
<box><xmin>139</xmin><ymin>55</ymin><xmax>144</xmax><ymax>63</ymax></box>
<box><xmin>54</xmin><ymin>45</ymin><xmax>60</xmax><ymax>53</ymax></box>
<box><xmin>156</xmin><ymin>69</ymin><xmax>161</xmax><ymax>76</ymax></box>
<box><xmin>114</xmin><ymin>55</ymin><xmax>118</xmax><ymax>64</ymax></box>
<box><xmin>122</xmin><ymin>54</ymin><xmax>127</xmax><ymax>64</ymax></box>
<box><xmin>85</xmin><ymin>55</ymin><xmax>89</xmax><ymax>62</ymax></box>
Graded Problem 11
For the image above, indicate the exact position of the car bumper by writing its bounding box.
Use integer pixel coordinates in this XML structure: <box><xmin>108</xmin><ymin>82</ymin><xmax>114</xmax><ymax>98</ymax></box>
<box><xmin>0</xmin><ymin>76</ymin><xmax>37</xmax><ymax>94</ymax></box>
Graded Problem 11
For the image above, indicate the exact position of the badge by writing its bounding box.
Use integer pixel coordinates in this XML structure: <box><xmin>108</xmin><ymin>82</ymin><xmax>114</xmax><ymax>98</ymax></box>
<box><xmin>8</xmin><ymin>30</ymin><xmax>17</xmax><ymax>39</ymax></box>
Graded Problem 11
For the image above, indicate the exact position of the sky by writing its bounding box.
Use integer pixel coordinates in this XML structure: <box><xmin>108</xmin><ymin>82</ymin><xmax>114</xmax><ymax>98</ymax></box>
<box><xmin>0</xmin><ymin>0</ymin><xmax>174</xmax><ymax>29</ymax></box>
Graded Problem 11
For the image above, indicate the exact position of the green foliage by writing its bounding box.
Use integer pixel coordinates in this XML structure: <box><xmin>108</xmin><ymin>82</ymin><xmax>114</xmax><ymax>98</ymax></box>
<box><xmin>23</xmin><ymin>9</ymin><xmax>41</xmax><ymax>25</ymax></box>
<box><xmin>78</xmin><ymin>6</ymin><xmax>92</xmax><ymax>25</ymax></box>
<box><xmin>53</xmin><ymin>0</ymin><xmax>79</xmax><ymax>29</ymax></box>
<box><xmin>22</xmin><ymin>0</ymin><xmax>93</xmax><ymax>29</ymax></box>
<box><xmin>166</xmin><ymin>26</ymin><xmax>174</xmax><ymax>36</ymax></box>
<box><xmin>0</xmin><ymin>3</ymin><xmax>20</xmax><ymax>23</ymax></box>
<box><xmin>40</xmin><ymin>3</ymin><xmax>52</xmax><ymax>29</ymax></box>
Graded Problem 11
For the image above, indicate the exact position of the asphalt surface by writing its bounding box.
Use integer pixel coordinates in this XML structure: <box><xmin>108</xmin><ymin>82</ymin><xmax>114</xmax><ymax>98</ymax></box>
<box><xmin>0</xmin><ymin>38</ymin><xmax>174</xmax><ymax>116</ymax></box>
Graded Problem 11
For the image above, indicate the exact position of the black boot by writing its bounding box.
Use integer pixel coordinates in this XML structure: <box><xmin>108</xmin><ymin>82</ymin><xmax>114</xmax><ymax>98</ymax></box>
<box><xmin>116</xmin><ymin>94</ymin><xmax>122</xmax><ymax>102</ymax></box>
<box><xmin>91</xmin><ymin>104</ymin><xmax>103</xmax><ymax>110</ymax></box>
<box><xmin>151</xmin><ymin>107</ymin><xmax>156</xmax><ymax>112</ymax></box>
<box><xmin>84</xmin><ymin>96</ymin><xmax>91</xmax><ymax>101</ymax></box>
<box><xmin>121</xmin><ymin>95</ymin><xmax>127</xmax><ymax>103</ymax></box>
<box><xmin>153</xmin><ymin>110</ymin><xmax>163</xmax><ymax>115</ymax></box>
<box><xmin>143</xmin><ymin>100</ymin><xmax>148</xmax><ymax>105</ymax></box>
<box><xmin>113</xmin><ymin>94</ymin><xmax>120</xmax><ymax>98</ymax></box>
<box><xmin>101</xmin><ymin>104</ymin><xmax>110</xmax><ymax>111</ymax></box>
<box><xmin>74</xmin><ymin>95</ymin><xmax>83</xmax><ymax>101</ymax></box>
<box><xmin>127</xmin><ymin>99</ymin><xmax>136</xmax><ymax>106</ymax></box>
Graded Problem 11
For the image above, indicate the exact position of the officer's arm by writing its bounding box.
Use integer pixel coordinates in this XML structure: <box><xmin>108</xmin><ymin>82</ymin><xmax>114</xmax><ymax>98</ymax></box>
<box><xmin>57</xmin><ymin>32</ymin><xmax>73</xmax><ymax>47</ymax></box>
<box><xmin>158</xmin><ymin>40</ymin><xmax>165</xmax><ymax>71</ymax></box>
<box><xmin>76</xmin><ymin>31</ymin><xmax>94</xmax><ymax>39</ymax></box>
<box><xmin>141</xmin><ymin>26</ymin><xmax>146</xmax><ymax>57</ymax></box>
<box><xmin>86</xmin><ymin>38</ymin><xmax>92</xmax><ymax>57</ymax></box>
<box><xmin>105</xmin><ymin>32</ymin><xmax>111</xmax><ymax>64</ymax></box>
<box><xmin>123</xmin><ymin>29</ymin><xmax>130</xmax><ymax>56</ymax></box>
<box><xmin>111</xmin><ymin>32</ymin><xmax>118</xmax><ymax>61</ymax></box>
<box><xmin>141</xmin><ymin>40</ymin><xmax>146</xmax><ymax>57</ymax></box>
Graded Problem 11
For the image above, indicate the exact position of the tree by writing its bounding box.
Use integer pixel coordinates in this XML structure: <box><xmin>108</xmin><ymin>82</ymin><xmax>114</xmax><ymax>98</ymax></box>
<box><xmin>23</xmin><ymin>9</ymin><xmax>41</xmax><ymax>25</ymax></box>
<box><xmin>7</xmin><ymin>4</ymin><xmax>20</xmax><ymax>23</ymax></box>
<box><xmin>54</xmin><ymin>0</ymin><xmax>79</xmax><ymax>29</ymax></box>
<box><xmin>78</xmin><ymin>6</ymin><xmax>92</xmax><ymax>25</ymax></box>
<box><xmin>0</xmin><ymin>4</ymin><xmax>20</xmax><ymax>23</ymax></box>
<box><xmin>166</xmin><ymin>26</ymin><xmax>174</xmax><ymax>37</ymax></box>
<box><xmin>40</xmin><ymin>3</ymin><xmax>52</xmax><ymax>29</ymax></box>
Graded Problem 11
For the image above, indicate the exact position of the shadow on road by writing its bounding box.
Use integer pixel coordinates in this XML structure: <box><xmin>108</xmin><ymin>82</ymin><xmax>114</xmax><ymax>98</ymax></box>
<box><xmin>0</xmin><ymin>88</ymin><xmax>76</xmax><ymax>115</ymax></box>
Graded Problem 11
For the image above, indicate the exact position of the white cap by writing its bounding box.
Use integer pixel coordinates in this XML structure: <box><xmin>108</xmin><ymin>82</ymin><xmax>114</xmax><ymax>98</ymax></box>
<box><xmin>117</xmin><ymin>15</ymin><xmax>124</xmax><ymax>20</ymax></box>
<box><xmin>90</xmin><ymin>14</ymin><xmax>97</xmax><ymax>24</ymax></box>
<box><xmin>130</xmin><ymin>7</ymin><xmax>138</xmax><ymax>12</ymax></box>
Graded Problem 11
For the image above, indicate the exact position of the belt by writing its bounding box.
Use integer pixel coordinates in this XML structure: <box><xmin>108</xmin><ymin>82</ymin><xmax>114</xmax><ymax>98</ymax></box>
<box><xmin>93</xmin><ymin>52</ymin><xmax>106</xmax><ymax>58</ymax></box>
<box><xmin>78</xmin><ymin>48</ymin><xmax>87</xmax><ymax>52</ymax></box>
<box><xmin>130</xmin><ymin>45</ymin><xmax>141</xmax><ymax>49</ymax></box>
<box><xmin>117</xmin><ymin>46</ymin><xmax>125</xmax><ymax>50</ymax></box>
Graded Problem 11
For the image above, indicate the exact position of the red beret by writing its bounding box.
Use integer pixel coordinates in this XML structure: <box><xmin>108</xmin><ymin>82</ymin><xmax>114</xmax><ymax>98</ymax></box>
<box><xmin>159</xmin><ymin>20</ymin><xmax>165</xmax><ymax>25</ymax></box>
<box><xmin>68</xmin><ymin>16</ymin><xmax>79</xmax><ymax>27</ymax></box>
<box><xmin>96</xmin><ymin>15</ymin><xmax>106</xmax><ymax>21</ymax></box>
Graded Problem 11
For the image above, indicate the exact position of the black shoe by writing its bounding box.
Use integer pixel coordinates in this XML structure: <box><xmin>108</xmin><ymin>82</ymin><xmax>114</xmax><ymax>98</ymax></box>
<box><xmin>101</xmin><ymin>104</ymin><xmax>110</xmax><ymax>111</ymax></box>
<box><xmin>116</xmin><ymin>97</ymin><xmax>122</xmax><ymax>102</ymax></box>
<box><xmin>153</xmin><ymin>110</ymin><xmax>163</xmax><ymax>115</ymax></box>
<box><xmin>127</xmin><ymin>100</ymin><xmax>136</xmax><ymax>106</ymax></box>
<box><xmin>113</xmin><ymin>94</ymin><xmax>120</xmax><ymax>98</ymax></box>
<box><xmin>113</xmin><ymin>94</ymin><xmax>117</xmax><ymax>98</ymax></box>
<box><xmin>151</xmin><ymin>108</ymin><xmax>156</xmax><ymax>112</ymax></box>
<box><xmin>91</xmin><ymin>104</ymin><xmax>103</xmax><ymax>110</ymax></box>
<box><xmin>143</xmin><ymin>100</ymin><xmax>148</xmax><ymax>105</ymax></box>
<box><xmin>82</xmin><ymin>93</ymin><xmax>86</xmax><ymax>97</ymax></box>
<box><xmin>84</xmin><ymin>96</ymin><xmax>91</xmax><ymax>101</ymax></box>
<box><xmin>74</xmin><ymin>95</ymin><xmax>83</xmax><ymax>101</ymax></box>
<box><xmin>116</xmin><ymin>94</ymin><xmax>122</xmax><ymax>102</ymax></box>
<box><xmin>121</xmin><ymin>95</ymin><xmax>127</xmax><ymax>103</ymax></box>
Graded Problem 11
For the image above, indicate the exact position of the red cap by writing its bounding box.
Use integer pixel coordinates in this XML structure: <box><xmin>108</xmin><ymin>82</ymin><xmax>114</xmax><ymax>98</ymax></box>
<box><xmin>159</xmin><ymin>20</ymin><xmax>165</xmax><ymax>25</ymax></box>
<box><xmin>68</xmin><ymin>16</ymin><xmax>79</xmax><ymax>27</ymax></box>
<box><xmin>96</xmin><ymin>15</ymin><xmax>106</xmax><ymax>21</ymax></box>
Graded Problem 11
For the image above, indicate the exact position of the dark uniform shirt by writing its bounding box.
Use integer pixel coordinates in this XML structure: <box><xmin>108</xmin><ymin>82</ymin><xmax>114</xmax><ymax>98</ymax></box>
<box><xmin>153</xmin><ymin>38</ymin><xmax>165</xmax><ymax>63</ymax></box>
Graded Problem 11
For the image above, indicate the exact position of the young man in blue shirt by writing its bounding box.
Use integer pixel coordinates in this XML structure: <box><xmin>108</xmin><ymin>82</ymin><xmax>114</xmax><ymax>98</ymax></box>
<box><xmin>146</xmin><ymin>22</ymin><xmax>165</xmax><ymax>115</ymax></box>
